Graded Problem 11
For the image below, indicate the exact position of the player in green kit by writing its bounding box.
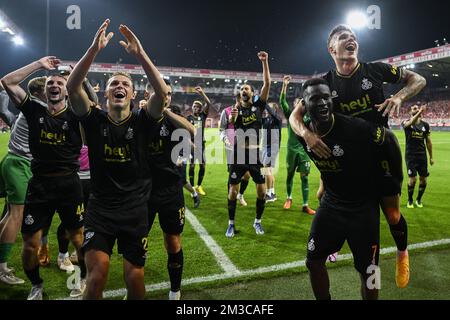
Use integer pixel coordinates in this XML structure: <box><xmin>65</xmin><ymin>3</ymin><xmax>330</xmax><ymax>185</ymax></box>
<box><xmin>280</xmin><ymin>76</ymin><xmax>315</xmax><ymax>215</ymax></box>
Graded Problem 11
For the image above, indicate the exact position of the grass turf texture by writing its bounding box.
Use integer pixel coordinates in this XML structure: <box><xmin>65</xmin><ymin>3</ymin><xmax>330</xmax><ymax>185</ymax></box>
<box><xmin>0</xmin><ymin>129</ymin><xmax>449</xmax><ymax>300</ymax></box>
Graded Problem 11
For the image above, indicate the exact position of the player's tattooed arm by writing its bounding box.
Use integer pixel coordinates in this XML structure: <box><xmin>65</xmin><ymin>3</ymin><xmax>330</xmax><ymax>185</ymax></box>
<box><xmin>195</xmin><ymin>86</ymin><xmax>211</xmax><ymax>116</ymax></box>
<box><xmin>67</xmin><ymin>19</ymin><xmax>113</xmax><ymax>117</ymax></box>
<box><xmin>119</xmin><ymin>24</ymin><xmax>170</xmax><ymax>119</ymax></box>
<box><xmin>258</xmin><ymin>51</ymin><xmax>271</xmax><ymax>103</ymax></box>
<box><xmin>289</xmin><ymin>99</ymin><xmax>331</xmax><ymax>159</ymax></box>
<box><xmin>376</xmin><ymin>69</ymin><xmax>426</xmax><ymax>117</ymax></box>
<box><xmin>1</xmin><ymin>56</ymin><xmax>60</xmax><ymax>107</ymax></box>
<box><xmin>0</xmin><ymin>84</ymin><xmax>16</xmax><ymax>127</ymax></box>
<box><xmin>163</xmin><ymin>109</ymin><xmax>196</xmax><ymax>136</ymax></box>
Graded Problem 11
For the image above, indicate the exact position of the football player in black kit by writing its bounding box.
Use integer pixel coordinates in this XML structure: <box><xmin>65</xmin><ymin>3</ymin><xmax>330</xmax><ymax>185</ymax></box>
<box><xmin>290</xmin><ymin>25</ymin><xmax>426</xmax><ymax>288</ymax></box>
<box><xmin>402</xmin><ymin>105</ymin><xmax>434</xmax><ymax>208</ymax></box>
<box><xmin>226</xmin><ymin>51</ymin><xmax>271</xmax><ymax>238</ymax></box>
<box><xmin>187</xmin><ymin>86</ymin><xmax>211</xmax><ymax>196</ymax></box>
<box><xmin>1</xmin><ymin>57</ymin><xmax>85</xmax><ymax>300</ymax></box>
<box><xmin>67</xmin><ymin>19</ymin><xmax>170</xmax><ymax>300</ymax></box>
<box><xmin>300</xmin><ymin>78</ymin><xmax>395</xmax><ymax>300</ymax></box>
<box><xmin>146</xmin><ymin>81</ymin><xmax>195</xmax><ymax>300</ymax></box>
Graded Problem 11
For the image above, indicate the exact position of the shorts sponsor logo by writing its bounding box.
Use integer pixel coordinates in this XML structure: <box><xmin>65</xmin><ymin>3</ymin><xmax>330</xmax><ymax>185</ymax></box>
<box><xmin>308</xmin><ymin>238</ymin><xmax>315</xmax><ymax>252</ymax></box>
<box><xmin>361</xmin><ymin>78</ymin><xmax>373</xmax><ymax>91</ymax></box>
<box><xmin>231</xmin><ymin>172</ymin><xmax>237</xmax><ymax>179</ymax></box>
<box><xmin>408</xmin><ymin>169</ymin><xmax>413</xmax><ymax>176</ymax></box>
<box><xmin>332</xmin><ymin>145</ymin><xmax>344</xmax><ymax>157</ymax></box>
<box><xmin>24</xmin><ymin>214</ymin><xmax>34</xmax><ymax>225</ymax></box>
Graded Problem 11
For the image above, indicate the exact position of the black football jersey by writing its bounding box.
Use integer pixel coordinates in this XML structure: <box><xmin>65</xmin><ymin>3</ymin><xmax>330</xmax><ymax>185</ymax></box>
<box><xmin>402</xmin><ymin>120</ymin><xmax>430</xmax><ymax>159</ymax></box>
<box><xmin>298</xmin><ymin>113</ymin><xmax>385</xmax><ymax>212</ymax></box>
<box><xmin>18</xmin><ymin>95</ymin><xmax>81</xmax><ymax>176</ymax></box>
<box><xmin>80</xmin><ymin>108</ymin><xmax>152</xmax><ymax>210</ymax></box>
<box><xmin>187</xmin><ymin>112</ymin><xmax>208</xmax><ymax>142</ymax></box>
<box><xmin>234</xmin><ymin>96</ymin><xmax>266</xmax><ymax>152</ymax></box>
<box><xmin>324</xmin><ymin>62</ymin><xmax>403</xmax><ymax>127</ymax></box>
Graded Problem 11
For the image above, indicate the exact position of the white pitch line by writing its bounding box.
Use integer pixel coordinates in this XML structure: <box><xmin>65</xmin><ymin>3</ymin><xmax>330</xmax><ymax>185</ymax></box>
<box><xmin>60</xmin><ymin>238</ymin><xmax>450</xmax><ymax>300</ymax></box>
<box><xmin>184</xmin><ymin>207</ymin><xmax>240</xmax><ymax>275</ymax></box>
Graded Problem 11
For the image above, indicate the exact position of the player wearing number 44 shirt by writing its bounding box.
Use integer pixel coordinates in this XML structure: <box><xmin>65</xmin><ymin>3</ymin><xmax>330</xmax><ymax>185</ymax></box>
<box><xmin>68</xmin><ymin>19</ymin><xmax>170</xmax><ymax>300</ymax></box>
<box><xmin>290</xmin><ymin>25</ymin><xmax>427</xmax><ymax>288</ymax></box>
<box><xmin>1</xmin><ymin>57</ymin><xmax>85</xmax><ymax>300</ymax></box>
<box><xmin>402</xmin><ymin>104</ymin><xmax>434</xmax><ymax>209</ymax></box>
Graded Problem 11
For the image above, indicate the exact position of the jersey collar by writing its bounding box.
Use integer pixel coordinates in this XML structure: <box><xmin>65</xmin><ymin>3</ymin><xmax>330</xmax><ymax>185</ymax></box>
<box><xmin>336</xmin><ymin>63</ymin><xmax>361</xmax><ymax>79</ymax></box>
<box><xmin>107</xmin><ymin>112</ymin><xmax>133</xmax><ymax>126</ymax></box>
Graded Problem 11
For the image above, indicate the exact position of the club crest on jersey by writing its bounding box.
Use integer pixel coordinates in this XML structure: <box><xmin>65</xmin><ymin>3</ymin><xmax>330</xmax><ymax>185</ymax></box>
<box><xmin>422</xmin><ymin>127</ymin><xmax>426</xmax><ymax>132</ymax></box>
<box><xmin>125</xmin><ymin>128</ymin><xmax>134</xmax><ymax>140</ymax></box>
<box><xmin>332</xmin><ymin>145</ymin><xmax>344</xmax><ymax>157</ymax></box>
<box><xmin>85</xmin><ymin>232</ymin><xmax>95</xmax><ymax>241</ymax></box>
<box><xmin>39</xmin><ymin>117</ymin><xmax>44</xmax><ymax>124</ymax></box>
<box><xmin>62</xmin><ymin>121</ymin><xmax>69</xmax><ymax>131</ymax></box>
<box><xmin>331</xmin><ymin>90</ymin><xmax>338</xmax><ymax>98</ymax></box>
<box><xmin>160</xmin><ymin>124</ymin><xmax>169</xmax><ymax>137</ymax></box>
<box><xmin>251</xmin><ymin>107</ymin><xmax>257</xmax><ymax>112</ymax></box>
<box><xmin>25</xmin><ymin>215</ymin><xmax>34</xmax><ymax>225</ymax></box>
<box><xmin>362</xmin><ymin>78</ymin><xmax>373</xmax><ymax>91</ymax></box>
<box><xmin>308</xmin><ymin>238</ymin><xmax>315</xmax><ymax>251</ymax></box>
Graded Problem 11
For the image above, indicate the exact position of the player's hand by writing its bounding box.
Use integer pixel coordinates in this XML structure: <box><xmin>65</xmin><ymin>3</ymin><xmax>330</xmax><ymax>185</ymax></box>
<box><xmin>93</xmin><ymin>83</ymin><xmax>100</xmax><ymax>93</ymax></box>
<box><xmin>195</xmin><ymin>86</ymin><xmax>205</xmax><ymax>96</ymax></box>
<box><xmin>283</xmin><ymin>75</ymin><xmax>291</xmax><ymax>86</ymax></box>
<box><xmin>258</xmin><ymin>51</ymin><xmax>269</xmax><ymax>62</ymax></box>
<box><xmin>91</xmin><ymin>19</ymin><xmax>114</xmax><ymax>53</ymax></box>
<box><xmin>37</xmin><ymin>56</ymin><xmax>61</xmax><ymax>70</ymax></box>
<box><xmin>304</xmin><ymin>130</ymin><xmax>331</xmax><ymax>159</ymax></box>
<box><xmin>375</xmin><ymin>96</ymin><xmax>403</xmax><ymax>117</ymax></box>
<box><xmin>119</xmin><ymin>24</ymin><xmax>144</xmax><ymax>56</ymax></box>
<box><xmin>430</xmin><ymin>158</ymin><xmax>435</xmax><ymax>166</ymax></box>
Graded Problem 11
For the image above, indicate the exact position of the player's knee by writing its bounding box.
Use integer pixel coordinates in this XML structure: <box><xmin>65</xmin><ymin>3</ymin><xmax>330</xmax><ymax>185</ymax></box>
<box><xmin>228</xmin><ymin>186</ymin><xmax>238</xmax><ymax>200</ymax></box>
<box><xmin>419</xmin><ymin>177</ymin><xmax>427</xmax><ymax>185</ymax></box>
<box><xmin>306</xmin><ymin>258</ymin><xmax>325</xmax><ymax>272</ymax></box>
<box><xmin>383</xmin><ymin>208</ymin><xmax>401</xmax><ymax>225</ymax></box>
<box><xmin>164</xmin><ymin>234</ymin><xmax>181</xmax><ymax>253</ymax></box>
<box><xmin>409</xmin><ymin>177</ymin><xmax>417</xmax><ymax>186</ymax></box>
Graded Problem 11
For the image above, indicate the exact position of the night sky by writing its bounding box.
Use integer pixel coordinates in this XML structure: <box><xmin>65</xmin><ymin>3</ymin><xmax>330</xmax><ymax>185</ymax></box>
<box><xmin>0</xmin><ymin>0</ymin><xmax>448</xmax><ymax>77</ymax></box>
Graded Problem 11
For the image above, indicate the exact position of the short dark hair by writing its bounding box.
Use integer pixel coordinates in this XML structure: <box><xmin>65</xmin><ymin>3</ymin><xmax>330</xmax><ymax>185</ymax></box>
<box><xmin>327</xmin><ymin>24</ymin><xmax>354</xmax><ymax>48</ymax></box>
<box><xmin>302</xmin><ymin>78</ymin><xmax>330</xmax><ymax>97</ymax></box>
<box><xmin>169</xmin><ymin>104</ymin><xmax>182</xmax><ymax>116</ymax></box>
<box><xmin>107</xmin><ymin>72</ymin><xmax>134</xmax><ymax>89</ymax></box>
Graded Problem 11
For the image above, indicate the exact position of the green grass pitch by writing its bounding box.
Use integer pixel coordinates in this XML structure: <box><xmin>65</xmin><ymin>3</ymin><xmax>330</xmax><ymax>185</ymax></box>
<box><xmin>0</xmin><ymin>128</ymin><xmax>449</xmax><ymax>300</ymax></box>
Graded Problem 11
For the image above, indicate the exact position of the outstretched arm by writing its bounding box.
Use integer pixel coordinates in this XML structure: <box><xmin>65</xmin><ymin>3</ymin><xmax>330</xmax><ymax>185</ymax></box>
<box><xmin>119</xmin><ymin>24</ymin><xmax>169</xmax><ymax>119</ymax></box>
<box><xmin>258</xmin><ymin>51</ymin><xmax>271</xmax><ymax>103</ymax></box>
<box><xmin>195</xmin><ymin>86</ymin><xmax>211</xmax><ymax>116</ymax></box>
<box><xmin>67</xmin><ymin>19</ymin><xmax>114</xmax><ymax>117</ymax></box>
<box><xmin>280</xmin><ymin>76</ymin><xmax>291</xmax><ymax>118</ymax></box>
<box><xmin>1</xmin><ymin>56</ymin><xmax>60</xmax><ymax>106</ymax></box>
<box><xmin>163</xmin><ymin>109</ymin><xmax>195</xmax><ymax>136</ymax></box>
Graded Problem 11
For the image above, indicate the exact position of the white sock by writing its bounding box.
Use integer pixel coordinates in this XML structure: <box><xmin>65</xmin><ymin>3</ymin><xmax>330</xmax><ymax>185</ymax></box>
<box><xmin>271</xmin><ymin>188</ymin><xmax>275</xmax><ymax>195</ymax></box>
<box><xmin>237</xmin><ymin>193</ymin><xmax>243</xmax><ymax>199</ymax></box>
<box><xmin>0</xmin><ymin>262</ymin><xmax>7</xmax><ymax>272</ymax></box>
<box><xmin>287</xmin><ymin>196</ymin><xmax>292</xmax><ymax>200</ymax></box>
<box><xmin>59</xmin><ymin>252</ymin><xmax>69</xmax><ymax>260</ymax></box>
<box><xmin>229</xmin><ymin>220</ymin><xmax>234</xmax><ymax>225</ymax></box>
<box><xmin>254</xmin><ymin>219</ymin><xmax>261</xmax><ymax>224</ymax></box>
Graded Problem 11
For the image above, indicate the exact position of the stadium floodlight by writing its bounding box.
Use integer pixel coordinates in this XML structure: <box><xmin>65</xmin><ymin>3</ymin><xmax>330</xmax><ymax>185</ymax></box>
<box><xmin>410</xmin><ymin>64</ymin><xmax>415</xmax><ymax>69</ymax></box>
<box><xmin>346</xmin><ymin>11</ymin><xmax>367</xmax><ymax>29</ymax></box>
<box><xmin>12</xmin><ymin>35</ymin><xmax>24</xmax><ymax>46</ymax></box>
